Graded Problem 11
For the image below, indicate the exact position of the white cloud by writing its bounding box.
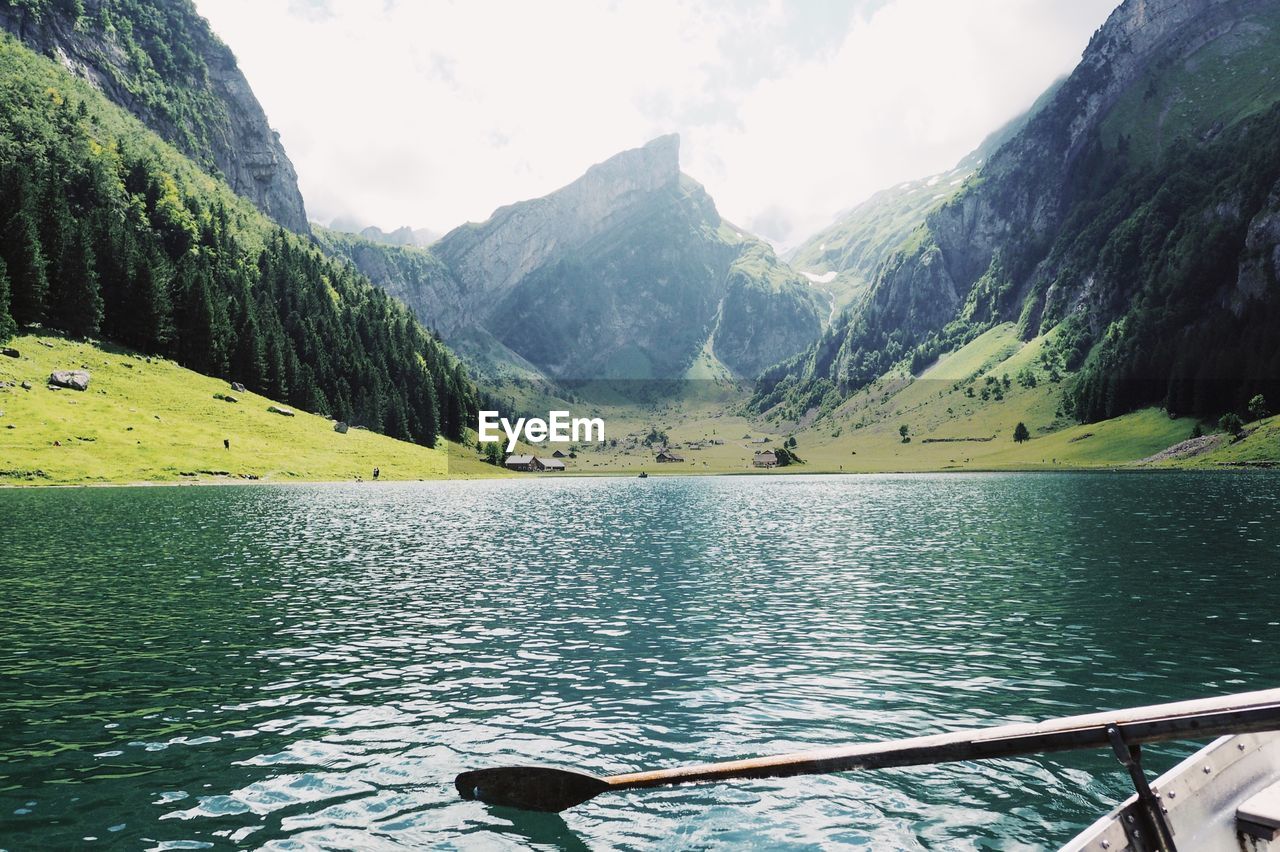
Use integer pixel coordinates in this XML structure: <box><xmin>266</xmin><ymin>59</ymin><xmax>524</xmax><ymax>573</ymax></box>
<box><xmin>194</xmin><ymin>0</ymin><xmax>1117</xmax><ymax>247</ymax></box>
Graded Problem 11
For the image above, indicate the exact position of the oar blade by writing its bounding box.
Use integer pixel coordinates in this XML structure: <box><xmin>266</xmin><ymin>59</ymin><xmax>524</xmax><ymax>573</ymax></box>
<box><xmin>455</xmin><ymin>765</ymin><xmax>611</xmax><ymax>812</ymax></box>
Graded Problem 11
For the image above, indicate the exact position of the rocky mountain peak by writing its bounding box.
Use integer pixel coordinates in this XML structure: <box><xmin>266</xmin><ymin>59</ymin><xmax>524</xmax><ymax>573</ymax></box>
<box><xmin>579</xmin><ymin>133</ymin><xmax>681</xmax><ymax>192</ymax></box>
<box><xmin>433</xmin><ymin>134</ymin><xmax>688</xmax><ymax>309</ymax></box>
<box><xmin>535</xmin><ymin>133</ymin><xmax>683</xmax><ymax>229</ymax></box>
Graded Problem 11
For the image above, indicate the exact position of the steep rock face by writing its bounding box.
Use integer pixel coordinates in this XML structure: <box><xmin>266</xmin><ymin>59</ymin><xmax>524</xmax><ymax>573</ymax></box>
<box><xmin>434</xmin><ymin>134</ymin><xmax>685</xmax><ymax>321</ymax></box>
<box><xmin>312</xmin><ymin>226</ymin><xmax>466</xmax><ymax>335</ymax></box>
<box><xmin>917</xmin><ymin>0</ymin><xmax>1247</xmax><ymax>291</ymax></box>
<box><xmin>335</xmin><ymin>136</ymin><xmax>824</xmax><ymax>383</ymax></box>
<box><xmin>0</xmin><ymin>0</ymin><xmax>309</xmax><ymax>233</ymax></box>
<box><xmin>713</xmin><ymin>243</ymin><xmax>835</xmax><ymax>379</ymax></box>
<box><xmin>1235</xmin><ymin>178</ymin><xmax>1280</xmax><ymax>309</ymax></box>
<box><xmin>786</xmin><ymin>167</ymin><xmax>973</xmax><ymax>311</ymax></box>
<box><xmin>486</xmin><ymin>176</ymin><xmax>732</xmax><ymax>379</ymax></box>
<box><xmin>787</xmin><ymin>79</ymin><xmax>1063</xmax><ymax>311</ymax></box>
<box><xmin>757</xmin><ymin>0</ymin><xmax>1280</xmax><ymax>420</ymax></box>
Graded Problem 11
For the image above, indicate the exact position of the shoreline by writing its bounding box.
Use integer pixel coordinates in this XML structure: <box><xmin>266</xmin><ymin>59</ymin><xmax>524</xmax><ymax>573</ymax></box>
<box><xmin>3</xmin><ymin>462</ymin><xmax>1276</xmax><ymax>489</ymax></box>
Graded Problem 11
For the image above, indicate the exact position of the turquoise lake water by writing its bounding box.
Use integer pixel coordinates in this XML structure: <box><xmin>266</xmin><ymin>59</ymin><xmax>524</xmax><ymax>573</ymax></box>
<box><xmin>2</xmin><ymin>473</ymin><xmax>1279</xmax><ymax>849</ymax></box>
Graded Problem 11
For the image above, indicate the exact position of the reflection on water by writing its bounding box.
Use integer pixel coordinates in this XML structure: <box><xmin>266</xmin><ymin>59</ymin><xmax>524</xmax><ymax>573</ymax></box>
<box><xmin>1</xmin><ymin>473</ymin><xmax>1278</xmax><ymax>849</ymax></box>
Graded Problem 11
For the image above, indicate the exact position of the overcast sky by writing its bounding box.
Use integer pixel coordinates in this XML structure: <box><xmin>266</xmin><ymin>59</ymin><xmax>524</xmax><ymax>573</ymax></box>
<box><xmin>194</xmin><ymin>0</ymin><xmax>1118</xmax><ymax>248</ymax></box>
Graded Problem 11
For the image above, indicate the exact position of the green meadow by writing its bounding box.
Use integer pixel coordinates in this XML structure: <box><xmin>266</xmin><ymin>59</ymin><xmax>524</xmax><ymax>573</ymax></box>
<box><xmin>0</xmin><ymin>334</ymin><xmax>497</xmax><ymax>486</ymax></box>
<box><xmin>2</xmin><ymin>326</ymin><xmax>1274</xmax><ymax>485</ymax></box>
<box><xmin>526</xmin><ymin>324</ymin><xmax>1277</xmax><ymax>476</ymax></box>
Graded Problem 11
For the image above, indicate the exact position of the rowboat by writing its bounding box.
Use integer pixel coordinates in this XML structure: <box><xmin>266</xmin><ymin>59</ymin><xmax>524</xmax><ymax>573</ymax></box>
<box><xmin>1062</xmin><ymin>729</ymin><xmax>1280</xmax><ymax>851</ymax></box>
<box><xmin>456</xmin><ymin>688</ymin><xmax>1280</xmax><ymax>850</ymax></box>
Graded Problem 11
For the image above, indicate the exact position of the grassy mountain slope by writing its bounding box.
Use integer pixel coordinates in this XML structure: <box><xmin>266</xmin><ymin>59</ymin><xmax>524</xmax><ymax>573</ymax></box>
<box><xmin>0</xmin><ymin>32</ymin><xmax>477</xmax><ymax>448</ymax></box>
<box><xmin>752</xmin><ymin>322</ymin><xmax>1274</xmax><ymax>473</ymax></box>
<box><xmin>1099</xmin><ymin>5</ymin><xmax>1280</xmax><ymax>164</ymax></box>
<box><xmin>756</xmin><ymin>0</ymin><xmax>1280</xmax><ymax>432</ymax></box>
<box><xmin>0</xmin><ymin>335</ymin><xmax>496</xmax><ymax>485</ymax></box>
<box><xmin>788</xmin><ymin>325</ymin><xmax>1191</xmax><ymax>471</ymax></box>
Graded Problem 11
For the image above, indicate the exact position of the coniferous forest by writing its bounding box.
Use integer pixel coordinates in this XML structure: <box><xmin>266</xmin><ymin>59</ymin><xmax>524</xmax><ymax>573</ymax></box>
<box><xmin>0</xmin><ymin>34</ymin><xmax>476</xmax><ymax>447</ymax></box>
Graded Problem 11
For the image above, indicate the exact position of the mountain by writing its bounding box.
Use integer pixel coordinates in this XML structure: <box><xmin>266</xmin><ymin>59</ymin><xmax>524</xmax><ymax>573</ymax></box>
<box><xmin>321</xmin><ymin>221</ymin><xmax>440</xmax><ymax>249</ymax></box>
<box><xmin>787</xmin><ymin>80</ymin><xmax>1064</xmax><ymax>310</ymax></box>
<box><xmin>0</xmin><ymin>0</ymin><xmax>309</xmax><ymax>233</ymax></box>
<box><xmin>755</xmin><ymin>0</ymin><xmax>1280</xmax><ymax>424</ymax></box>
<box><xmin>357</xmin><ymin>225</ymin><xmax>440</xmax><ymax>249</ymax></box>
<box><xmin>325</xmin><ymin>135</ymin><xmax>825</xmax><ymax>384</ymax></box>
<box><xmin>312</xmin><ymin>225</ymin><xmax>467</xmax><ymax>339</ymax></box>
<box><xmin>0</xmin><ymin>29</ymin><xmax>476</xmax><ymax>446</ymax></box>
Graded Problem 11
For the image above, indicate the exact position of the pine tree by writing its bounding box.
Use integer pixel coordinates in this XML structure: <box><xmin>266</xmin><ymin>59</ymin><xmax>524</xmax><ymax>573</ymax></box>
<box><xmin>230</xmin><ymin>301</ymin><xmax>267</xmax><ymax>390</ymax></box>
<box><xmin>39</xmin><ymin>188</ymin><xmax>72</xmax><ymax>303</ymax></box>
<box><xmin>48</xmin><ymin>223</ymin><xmax>104</xmax><ymax>339</ymax></box>
<box><xmin>176</xmin><ymin>263</ymin><xmax>230</xmax><ymax>376</ymax></box>
<box><xmin>131</xmin><ymin>253</ymin><xmax>174</xmax><ymax>353</ymax></box>
<box><xmin>0</xmin><ymin>256</ymin><xmax>16</xmax><ymax>342</ymax></box>
<box><xmin>263</xmin><ymin>324</ymin><xmax>289</xmax><ymax>401</ymax></box>
<box><xmin>1</xmin><ymin>208</ymin><xmax>48</xmax><ymax>326</ymax></box>
<box><xmin>386</xmin><ymin>394</ymin><xmax>411</xmax><ymax>442</ymax></box>
<box><xmin>418</xmin><ymin>373</ymin><xmax>440</xmax><ymax>448</ymax></box>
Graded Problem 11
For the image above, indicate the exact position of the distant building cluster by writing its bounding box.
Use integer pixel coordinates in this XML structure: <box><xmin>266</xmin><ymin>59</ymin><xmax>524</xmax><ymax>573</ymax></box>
<box><xmin>504</xmin><ymin>454</ymin><xmax>567</xmax><ymax>472</ymax></box>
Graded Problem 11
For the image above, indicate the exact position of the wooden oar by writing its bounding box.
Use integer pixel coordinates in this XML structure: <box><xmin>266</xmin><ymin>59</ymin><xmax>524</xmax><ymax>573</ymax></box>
<box><xmin>455</xmin><ymin>686</ymin><xmax>1280</xmax><ymax>812</ymax></box>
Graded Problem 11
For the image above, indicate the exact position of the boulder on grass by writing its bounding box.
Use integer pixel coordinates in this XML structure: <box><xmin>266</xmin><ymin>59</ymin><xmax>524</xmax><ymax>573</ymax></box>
<box><xmin>334</xmin><ymin>421</ymin><xmax>349</xmax><ymax>434</ymax></box>
<box><xmin>49</xmin><ymin>370</ymin><xmax>90</xmax><ymax>391</ymax></box>
<box><xmin>267</xmin><ymin>405</ymin><xmax>295</xmax><ymax>417</ymax></box>
<box><xmin>231</xmin><ymin>382</ymin><xmax>247</xmax><ymax>393</ymax></box>
<box><xmin>1</xmin><ymin>347</ymin><xmax>19</xmax><ymax>358</ymax></box>
<box><xmin>213</xmin><ymin>393</ymin><xmax>238</xmax><ymax>403</ymax></box>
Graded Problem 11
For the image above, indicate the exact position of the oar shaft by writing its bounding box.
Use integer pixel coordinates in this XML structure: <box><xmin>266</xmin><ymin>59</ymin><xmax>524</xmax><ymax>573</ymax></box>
<box><xmin>605</xmin><ymin>687</ymin><xmax>1280</xmax><ymax>791</ymax></box>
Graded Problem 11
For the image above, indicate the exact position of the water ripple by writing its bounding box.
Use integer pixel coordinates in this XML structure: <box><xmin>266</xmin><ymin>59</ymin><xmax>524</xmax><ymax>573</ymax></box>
<box><xmin>1</xmin><ymin>472</ymin><xmax>1279</xmax><ymax>849</ymax></box>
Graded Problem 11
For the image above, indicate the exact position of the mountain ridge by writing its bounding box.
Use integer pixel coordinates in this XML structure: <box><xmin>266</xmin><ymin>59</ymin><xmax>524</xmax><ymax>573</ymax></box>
<box><xmin>0</xmin><ymin>0</ymin><xmax>310</xmax><ymax>233</ymax></box>
<box><xmin>326</xmin><ymin>134</ymin><xmax>826</xmax><ymax>385</ymax></box>
<box><xmin>433</xmin><ymin>134</ymin><xmax>684</xmax><ymax>320</ymax></box>
<box><xmin>786</xmin><ymin>76</ymin><xmax>1067</xmax><ymax>311</ymax></box>
<box><xmin>754</xmin><ymin>0</ymin><xmax>1280</xmax><ymax>425</ymax></box>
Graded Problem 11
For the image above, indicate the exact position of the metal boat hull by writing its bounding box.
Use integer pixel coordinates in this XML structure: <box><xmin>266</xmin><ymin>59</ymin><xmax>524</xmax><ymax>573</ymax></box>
<box><xmin>1063</xmin><ymin>731</ymin><xmax>1280</xmax><ymax>851</ymax></box>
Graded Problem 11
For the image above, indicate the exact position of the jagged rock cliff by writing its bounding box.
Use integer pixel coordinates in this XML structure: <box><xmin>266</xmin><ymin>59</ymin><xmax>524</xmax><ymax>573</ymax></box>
<box><xmin>0</xmin><ymin>0</ymin><xmax>309</xmax><ymax>233</ymax></box>
<box><xmin>756</xmin><ymin>0</ymin><xmax>1280</xmax><ymax>421</ymax></box>
<box><xmin>787</xmin><ymin>79</ymin><xmax>1063</xmax><ymax>311</ymax></box>
<box><xmin>355</xmin><ymin>225</ymin><xmax>439</xmax><ymax>249</ymax></box>
<box><xmin>435</xmin><ymin>134</ymin><xmax>686</xmax><ymax>315</ymax></box>
<box><xmin>915</xmin><ymin>0</ymin><xmax>1259</xmax><ymax>294</ymax></box>
<box><xmin>329</xmin><ymin>135</ymin><xmax>825</xmax><ymax>383</ymax></box>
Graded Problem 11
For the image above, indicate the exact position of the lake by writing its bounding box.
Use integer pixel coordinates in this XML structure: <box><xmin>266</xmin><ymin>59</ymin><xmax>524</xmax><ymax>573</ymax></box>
<box><xmin>2</xmin><ymin>473</ymin><xmax>1279</xmax><ymax>850</ymax></box>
